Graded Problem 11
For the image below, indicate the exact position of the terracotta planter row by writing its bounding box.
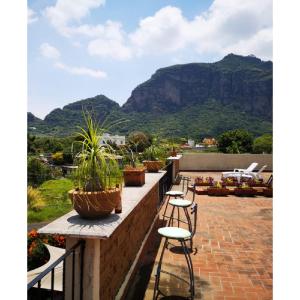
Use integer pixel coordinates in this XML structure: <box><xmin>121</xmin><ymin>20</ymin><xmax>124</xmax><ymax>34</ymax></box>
<box><xmin>190</xmin><ymin>186</ymin><xmax>273</xmax><ymax>197</ymax></box>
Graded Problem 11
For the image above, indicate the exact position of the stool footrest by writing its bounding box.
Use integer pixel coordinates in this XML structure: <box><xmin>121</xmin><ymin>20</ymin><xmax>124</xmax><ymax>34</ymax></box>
<box><xmin>162</xmin><ymin>215</ymin><xmax>189</xmax><ymax>225</ymax></box>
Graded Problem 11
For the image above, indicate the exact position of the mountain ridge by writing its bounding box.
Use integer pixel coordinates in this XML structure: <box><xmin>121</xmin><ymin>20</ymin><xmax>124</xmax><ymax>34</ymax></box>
<box><xmin>28</xmin><ymin>54</ymin><xmax>272</xmax><ymax>138</ymax></box>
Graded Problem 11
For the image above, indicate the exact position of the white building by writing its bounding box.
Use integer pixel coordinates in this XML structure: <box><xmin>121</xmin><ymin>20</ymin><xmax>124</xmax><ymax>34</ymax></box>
<box><xmin>187</xmin><ymin>139</ymin><xmax>195</xmax><ymax>147</ymax></box>
<box><xmin>99</xmin><ymin>133</ymin><xmax>126</xmax><ymax>146</ymax></box>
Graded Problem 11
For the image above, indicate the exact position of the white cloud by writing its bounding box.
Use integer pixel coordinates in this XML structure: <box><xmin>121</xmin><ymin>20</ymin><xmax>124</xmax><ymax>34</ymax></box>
<box><xmin>44</xmin><ymin>0</ymin><xmax>131</xmax><ymax>60</ymax></box>
<box><xmin>130</xmin><ymin>0</ymin><xmax>273</xmax><ymax>60</ymax></box>
<box><xmin>44</xmin><ymin>0</ymin><xmax>106</xmax><ymax>36</ymax></box>
<box><xmin>222</xmin><ymin>27</ymin><xmax>273</xmax><ymax>61</ymax></box>
<box><xmin>40</xmin><ymin>43</ymin><xmax>61</xmax><ymax>59</ymax></box>
<box><xmin>44</xmin><ymin>0</ymin><xmax>272</xmax><ymax>61</ymax></box>
<box><xmin>88</xmin><ymin>38</ymin><xmax>132</xmax><ymax>60</ymax></box>
<box><xmin>28</xmin><ymin>8</ymin><xmax>38</xmax><ymax>24</ymax></box>
<box><xmin>130</xmin><ymin>6</ymin><xmax>189</xmax><ymax>56</ymax></box>
<box><xmin>54</xmin><ymin>62</ymin><xmax>107</xmax><ymax>79</ymax></box>
<box><xmin>87</xmin><ymin>21</ymin><xmax>132</xmax><ymax>60</ymax></box>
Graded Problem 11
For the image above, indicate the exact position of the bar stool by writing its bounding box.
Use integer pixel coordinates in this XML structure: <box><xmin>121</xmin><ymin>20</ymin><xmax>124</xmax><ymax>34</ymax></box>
<box><xmin>162</xmin><ymin>176</ymin><xmax>191</xmax><ymax>222</ymax></box>
<box><xmin>153</xmin><ymin>204</ymin><xmax>198</xmax><ymax>300</ymax></box>
<box><xmin>168</xmin><ymin>183</ymin><xmax>196</xmax><ymax>250</ymax></box>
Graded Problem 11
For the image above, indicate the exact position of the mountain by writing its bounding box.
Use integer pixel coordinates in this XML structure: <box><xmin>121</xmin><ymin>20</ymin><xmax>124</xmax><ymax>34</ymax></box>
<box><xmin>28</xmin><ymin>54</ymin><xmax>272</xmax><ymax>139</ymax></box>
<box><xmin>123</xmin><ymin>54</ymin><xmax>272</xmax><ymax>120</ymax></box>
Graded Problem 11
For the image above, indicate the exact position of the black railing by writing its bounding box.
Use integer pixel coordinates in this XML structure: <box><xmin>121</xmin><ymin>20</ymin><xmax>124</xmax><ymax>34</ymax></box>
<box><xmin>158</xmin><ymin>161</ymin><xmax>173</xmax><ymax>205</ymax></box>
<box><xmin>28</xmin><ymin>240</ymin><xmax>85</xmax><ymax>300</ymax></box>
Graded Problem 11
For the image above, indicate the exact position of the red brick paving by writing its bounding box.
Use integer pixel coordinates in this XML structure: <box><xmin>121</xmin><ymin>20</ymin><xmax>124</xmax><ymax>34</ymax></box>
<box><xmin>143</xmin><ymin>172</ymin><xmax>272</xmax><ymax>300</ymax></box>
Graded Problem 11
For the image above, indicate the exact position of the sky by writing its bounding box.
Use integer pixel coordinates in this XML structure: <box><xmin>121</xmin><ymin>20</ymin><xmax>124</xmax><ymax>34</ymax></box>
<box><xmin>28</xmin><ymin>0</ymin><xmax>273</xmax><ymax>119</ymax></box>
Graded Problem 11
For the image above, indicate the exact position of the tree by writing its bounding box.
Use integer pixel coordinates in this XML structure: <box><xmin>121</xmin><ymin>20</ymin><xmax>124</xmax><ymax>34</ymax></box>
<box><xmin>217</xmin><ymin>129</ymin><xmax>253</xmax><ymax>153</ymax></box>
<box><xmin>253</xmin><ymin>134</ymin><xmax>272</xmax><ymax>153</ymax></box>
<box><xmin>27</xmin><ymin>134</ymin><xmax>37</xmax><ymax>154</ymax></box>
<box><xmin>127</xmin><ymin>131</ymin><xmax>151</xmax><ymax>152</ymax></box>
<box><xmin>27</xmin><ymin>157</ymin><xmax>52</xmax><ymax>186</ymax></box>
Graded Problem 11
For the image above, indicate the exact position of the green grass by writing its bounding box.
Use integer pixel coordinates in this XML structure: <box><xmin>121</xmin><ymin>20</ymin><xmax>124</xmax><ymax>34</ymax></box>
<box><xmin>28</xmin><ymin>178</ymin><xmax>74</xmax><ymax>223</ymax></box>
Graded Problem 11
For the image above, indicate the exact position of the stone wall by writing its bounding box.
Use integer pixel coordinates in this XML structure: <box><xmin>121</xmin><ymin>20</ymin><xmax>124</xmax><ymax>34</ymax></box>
<box><xmin>179</xmin><ymin>153</ymin><xmax>273</xmax><ymax>171</ymax></box>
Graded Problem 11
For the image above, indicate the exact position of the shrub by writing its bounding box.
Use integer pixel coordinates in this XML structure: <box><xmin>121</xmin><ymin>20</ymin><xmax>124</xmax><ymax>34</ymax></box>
<box><xmin>63</xmin><ymin>152</ymin><xmax>73</xmax><ymax>164</ymax></box>
<box><xmin>27</xmin><ymin>229</ymin><xmax>50</xmax><ymax>271</ymax></box>
<box><xmin>143</xmin><ymin>145</ymin><xmax>166</xmax><ymax>161</ymax></box>
<box><xmin>217</xmin><ymin>129</ymin><xmax>253</xmax><ymax>153</ymax></box>
<box><xmin>128</xmin><ymin>131</ymin><xmax>151</xmax><ymax>152</ymax></box>
<box><xmin>27</xmin><ymin>186</ymin><xmax>45</xmax><ymax>211</ymax></box>
<box><xmin>52</xmin><ymin>152</ymin><xmax>64</xmax><ymax>165</ymax></box>
<box><xmin>253</xmin><ymin>134</ymin><xmax>272</xmax><ymax>153</ymax></box>
<box><xmin>27</xmin><ymin>156</ymin><xmax>52</xmax><ymax>186</ymax></box>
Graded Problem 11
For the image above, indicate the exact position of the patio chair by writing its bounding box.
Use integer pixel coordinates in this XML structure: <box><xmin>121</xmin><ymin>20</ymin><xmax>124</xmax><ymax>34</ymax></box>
<box><xmin>244</xmin><ymin>165</ymin><xmax>268</xmax><ymax>180</ymax></box>
<box><xmin>222</xmin><ymin>162</ymin><xmax>258</xmax><ymax>178</ymax></box>
<box><xmin>153</xmin><ymin>204</ymin><xmax>198</xmax><ymax>300</ymax></box>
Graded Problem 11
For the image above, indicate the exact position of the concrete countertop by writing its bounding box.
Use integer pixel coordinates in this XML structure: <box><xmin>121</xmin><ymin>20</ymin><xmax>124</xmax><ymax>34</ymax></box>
<box><xmin>38</xmin><ymin>171</ymin><xmax>166</xmax><ymax>239</ymax></box>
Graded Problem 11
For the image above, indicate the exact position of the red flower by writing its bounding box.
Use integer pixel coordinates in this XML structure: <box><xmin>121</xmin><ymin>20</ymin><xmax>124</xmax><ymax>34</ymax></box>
<box><xmin>28</xmin><ymin>229</ymin><xmax>38</xmax><ymax>239</ymax></box>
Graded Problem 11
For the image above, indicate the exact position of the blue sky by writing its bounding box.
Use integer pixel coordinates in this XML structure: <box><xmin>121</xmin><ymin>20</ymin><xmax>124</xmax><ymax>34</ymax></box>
<box><xmin>28</xmin><ymin>0</ymin><xmax>272</xmax><ymax>119</ymax></box>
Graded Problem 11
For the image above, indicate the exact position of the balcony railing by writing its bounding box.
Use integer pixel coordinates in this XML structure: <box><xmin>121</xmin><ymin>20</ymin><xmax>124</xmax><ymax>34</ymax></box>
<box><xmin>27</xmin><ymin>240</ymin><xmax>85</xmax><ymax>300</ymax></box>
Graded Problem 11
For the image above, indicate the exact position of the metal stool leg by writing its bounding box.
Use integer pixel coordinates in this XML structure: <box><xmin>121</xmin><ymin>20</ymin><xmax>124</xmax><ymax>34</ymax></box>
<box><xmin>168</xmin><ymin>205</ymin><xmax>175</xmax><ymax>227</ymax></box>
<box><xmin>153</xmin><ymin>238</ymin><xmax>169</xmax><ymax>300</ymax></box>
<box><xmin>181</xmin><ymin>240</ymin><xmax>195</xmax><ymax>299</ymax></box>
<box><xmin>177</xmin><ymin>207</ymin><xmax>180</xmax><ymax>227</ymax></box>
<box><xmin>162</xmin><ymin>196</ymin><xmax>171</xmax><ymax>221</ymax></box>
<box><xmin>183</xmin><ymin>207</ymin><xmax>193</xmax><ymax>250</ymax></box>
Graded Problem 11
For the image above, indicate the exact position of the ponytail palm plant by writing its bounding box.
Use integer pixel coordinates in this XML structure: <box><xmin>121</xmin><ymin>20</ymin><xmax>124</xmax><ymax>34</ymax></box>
<box><xmin>74</xmin><ymin>112</ymin><xmax>122</xmax><ymax>192</ymax></box>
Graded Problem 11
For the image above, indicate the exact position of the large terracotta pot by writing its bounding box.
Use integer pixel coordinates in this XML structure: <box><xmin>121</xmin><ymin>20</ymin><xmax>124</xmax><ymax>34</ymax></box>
<box><xmin>123</xmin><ymin>167</ymin><xmax>146</xmax><ymax>186</ymax></box>
<box><xmin>68</xmin><ymin>188</ymin><xmax>121</xmax><ymax>219</ymax></box>
<box><xmin>143</xmin><ymin>160</ymin><xmax>163</xmax><ymax>173</ymax></box>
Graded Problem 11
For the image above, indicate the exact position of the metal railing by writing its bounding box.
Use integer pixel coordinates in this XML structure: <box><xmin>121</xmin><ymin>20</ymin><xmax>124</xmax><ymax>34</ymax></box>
<box><xmin>27</xmin><ymin>240</ymin><xmax>85</xmax><ymax>300</ymax></box>
<box><xmin>158</xmin><ymin>161</ymin><xmax>173</xmax><ymax>205</ymax></box>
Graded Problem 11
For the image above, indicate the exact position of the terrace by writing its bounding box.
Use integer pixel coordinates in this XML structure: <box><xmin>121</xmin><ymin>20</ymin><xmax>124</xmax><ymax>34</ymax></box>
<box><xmin>28</xmin><ymin>154</ymin><xmax>272</xmax><ymax>300</ymax></box>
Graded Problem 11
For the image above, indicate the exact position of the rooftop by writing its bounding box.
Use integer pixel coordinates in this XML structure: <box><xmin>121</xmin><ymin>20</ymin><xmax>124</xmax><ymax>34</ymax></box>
<box><xmin>129</xmin><ymin>172</ymin><xmax>272</xmax><ymax>300</ymax></box>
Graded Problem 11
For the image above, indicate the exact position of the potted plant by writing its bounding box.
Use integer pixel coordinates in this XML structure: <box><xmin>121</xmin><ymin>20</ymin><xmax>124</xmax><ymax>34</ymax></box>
<box><xmin>123</xmin><ymin>148</ymin><xmax>146</xmax><ymax>186</ymax></box>
<box><xmin>248</xmin><ymin>178</ymin><xmax>267</xmax><ymax>187</ymax></box>
<box><xmin>234</xmin><ymin>182</ymin><xmax>256</xmax><ymax>197</ymax></box>
<box><xmin>207</xmin><ymin>181</ymin><xmax>229</xmax><ymax>196</ymax></box>
<box><xmin>195</xmin><ymin>176</ymin><xmax>214</xmax><ymax>186</ymax></box>
<box><xmin>142</xmin><ymin>145</ymin><xmax>164</xmax><ymax>172</ymax></box>
<box><xmin>68</xmin><ymin>112</ymin><xmax>123</xmax><ymax>219</ymax></box>
<box><xmin>221</xmin><ymin>177</ymin><xmax>238</xmax><ymax>187</ymax></box>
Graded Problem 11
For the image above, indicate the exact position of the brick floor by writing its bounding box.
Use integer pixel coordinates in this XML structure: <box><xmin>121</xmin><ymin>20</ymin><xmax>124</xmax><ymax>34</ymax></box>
<box><xmin>141</xmin><ymin>172</ymin><xmax>273</xmax><ymax>300</ymax></box>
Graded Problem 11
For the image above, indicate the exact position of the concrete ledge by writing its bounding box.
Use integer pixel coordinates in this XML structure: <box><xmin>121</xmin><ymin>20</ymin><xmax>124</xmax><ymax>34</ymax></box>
<box><xmin>38</xmin><ymin>171</ymin><xmax>166</xmax><ymax>239</ymax></box>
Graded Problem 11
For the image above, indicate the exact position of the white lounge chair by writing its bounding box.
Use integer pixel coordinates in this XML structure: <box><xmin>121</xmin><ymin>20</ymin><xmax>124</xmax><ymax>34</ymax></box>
<box><xmin>222</xmin><ymin>162</ymin><xmax>258</xmax><ymax>178</ymax></box>
<box><xmin>244</xmin><ymin>165</ymin><xmax>268</xmax><ymax>180</ymax></box>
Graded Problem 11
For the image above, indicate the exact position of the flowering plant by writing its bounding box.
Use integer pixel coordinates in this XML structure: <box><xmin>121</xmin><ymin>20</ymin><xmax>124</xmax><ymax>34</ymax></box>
<box><xmin>27</xmin><ymin>229</ymin><xmax>49</xmax><ymax>271</ymax></box>
<box><xmin>214</xmin><ymin>181</ymin><xmax>222</xmax><ymax>188</ymax></box>
<box><xmin>27</xmin><ymin>229</ymin><xmax>66</xmax><ymax>271</ymax></box>
<box><xmin>195</xmin><ymin>176</ymin><xmax>214</xmax><ymax>186</ymax></box>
